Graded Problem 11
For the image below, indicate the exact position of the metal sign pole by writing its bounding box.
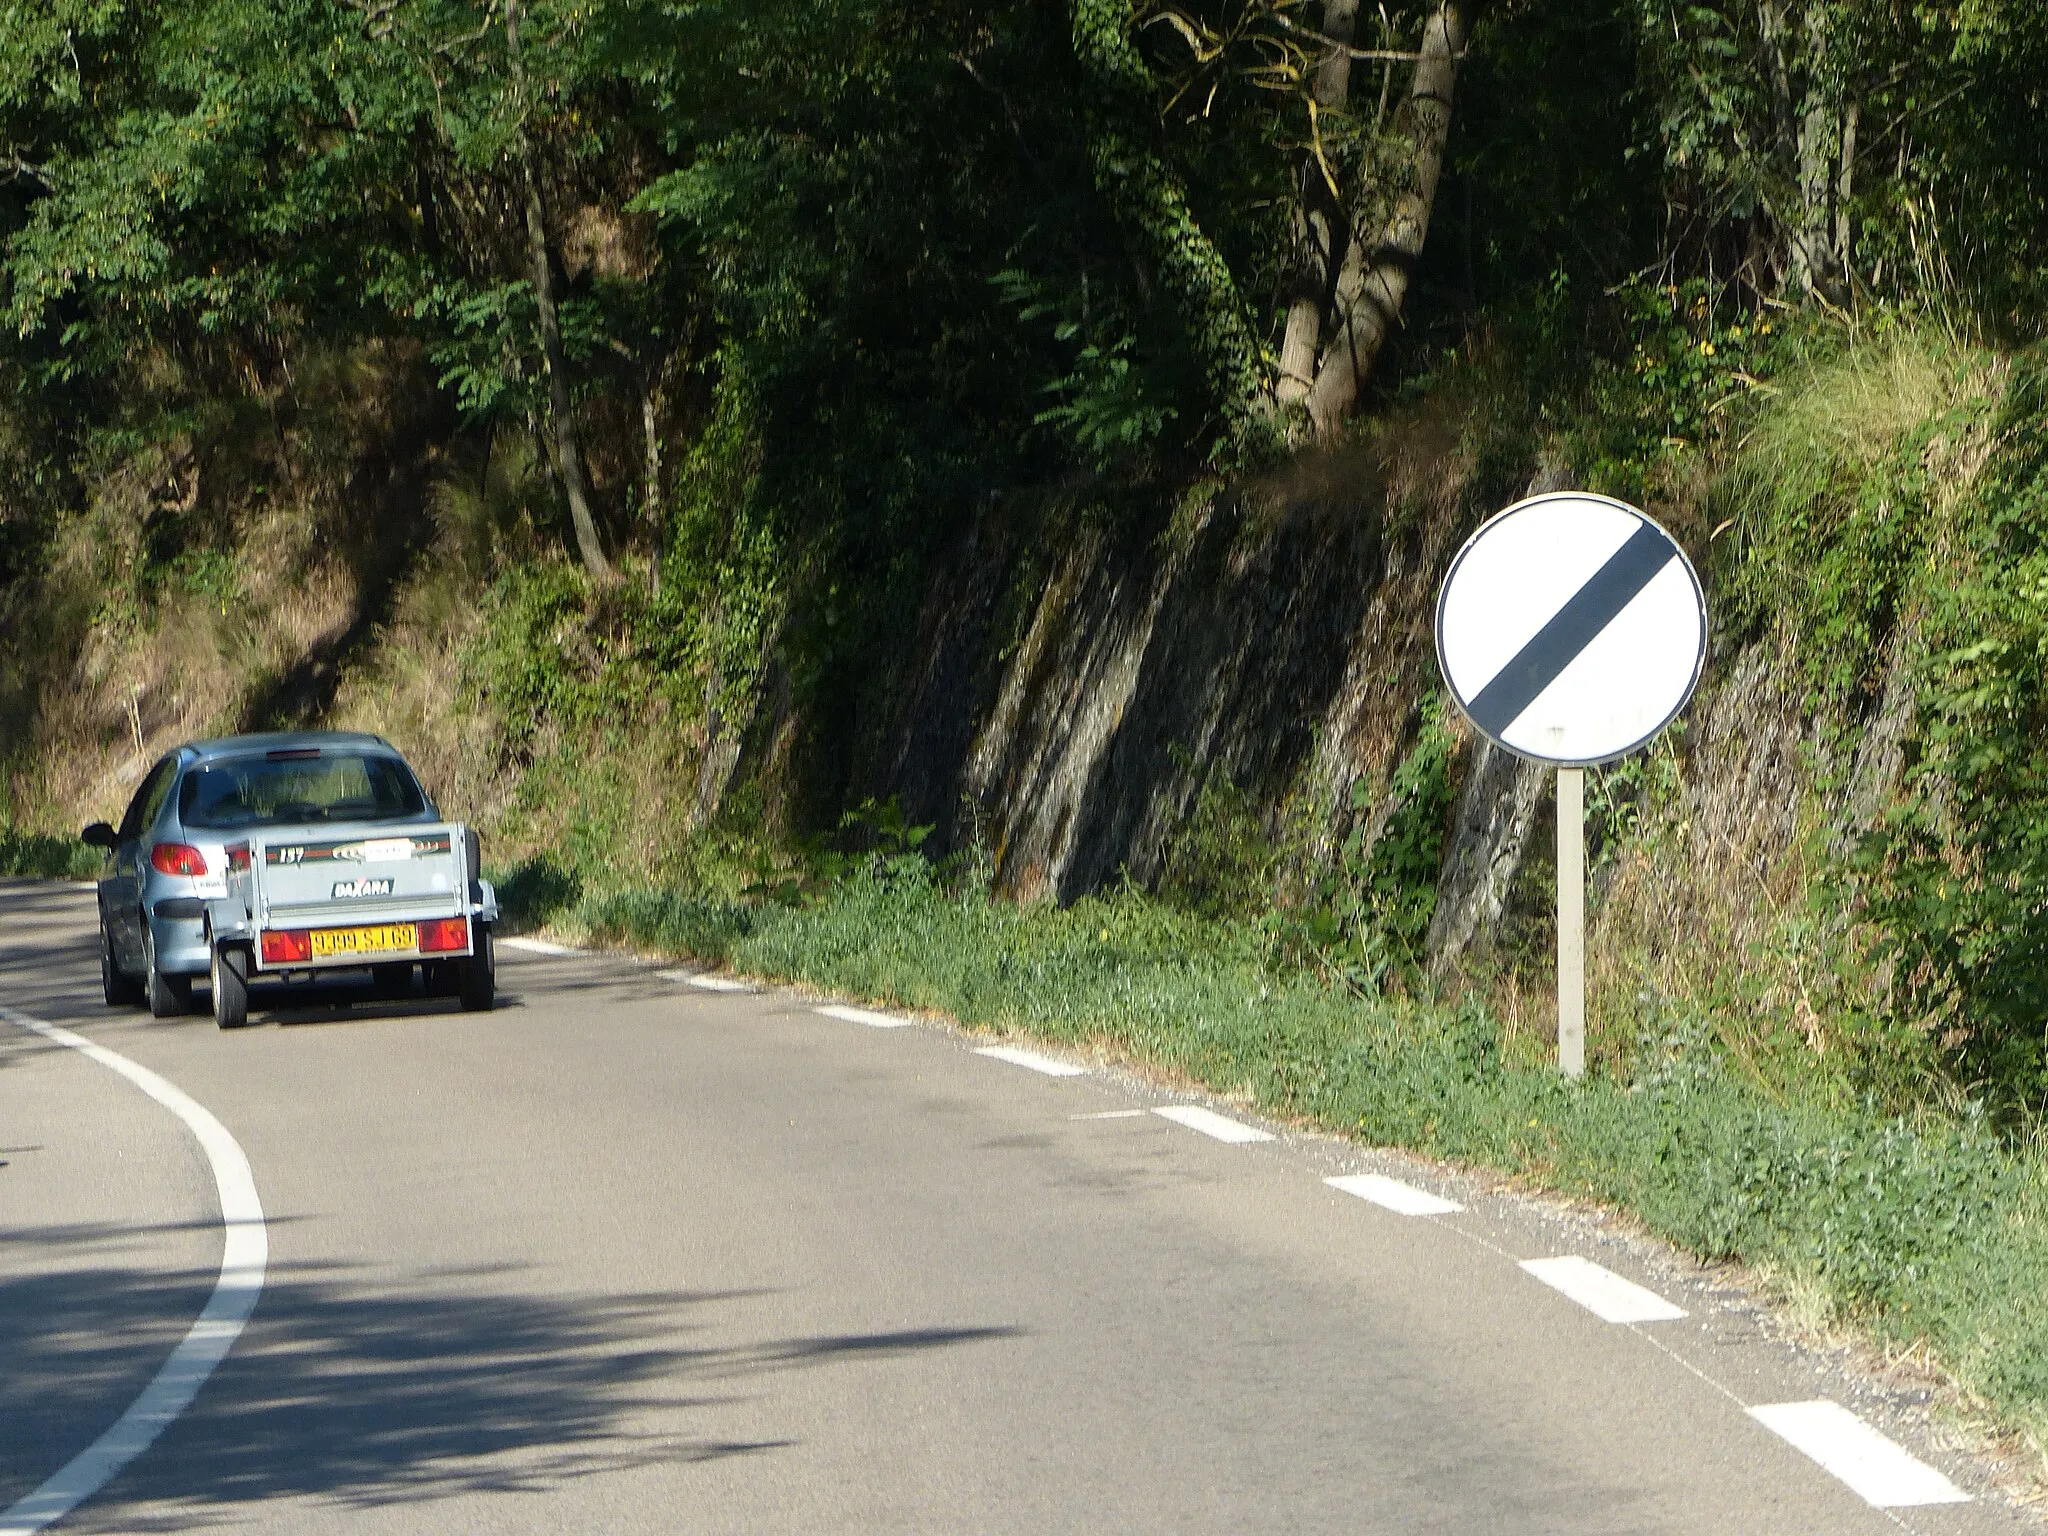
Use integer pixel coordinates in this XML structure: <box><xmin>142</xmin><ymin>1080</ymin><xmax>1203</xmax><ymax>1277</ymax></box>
<box><xmin>1556</xmin><ymin>766</ymin><xmax>1585</xmax><ymax>1078</ymax></box>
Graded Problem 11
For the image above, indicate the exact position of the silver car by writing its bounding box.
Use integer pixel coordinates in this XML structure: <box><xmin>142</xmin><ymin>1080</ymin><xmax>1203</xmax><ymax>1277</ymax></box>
<box><xmin>85</xmin><ymin>731</ymin><xmax>449</xmax><ymax>1016</ymax></box>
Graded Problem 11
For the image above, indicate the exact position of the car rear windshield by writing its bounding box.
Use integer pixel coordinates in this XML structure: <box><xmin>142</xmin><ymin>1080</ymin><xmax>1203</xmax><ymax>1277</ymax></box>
<box><xmin>179</xmin><ymin>754</ymin><xmax>429</xmax><ymax>831</ymax></box>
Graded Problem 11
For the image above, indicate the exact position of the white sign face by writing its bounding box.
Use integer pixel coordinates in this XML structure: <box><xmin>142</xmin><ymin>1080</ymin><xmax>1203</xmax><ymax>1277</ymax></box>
<box><xmin>1435</xmin><ymin>492</ymin><xmax>1706</xmax><ymax>766</ymax></box>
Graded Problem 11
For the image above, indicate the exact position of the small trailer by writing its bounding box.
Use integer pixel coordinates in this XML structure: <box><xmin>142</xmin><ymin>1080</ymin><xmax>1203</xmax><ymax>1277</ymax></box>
<box><xmin>205</xmin><ymin>822</ymin><xmax>499</xmax><ymax>1028</ymax></box>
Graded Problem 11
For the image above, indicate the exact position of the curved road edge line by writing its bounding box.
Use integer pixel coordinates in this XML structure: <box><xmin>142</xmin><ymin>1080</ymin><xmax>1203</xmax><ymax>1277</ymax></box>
<box><xmin>0</xmin><ymin>1006</ymin><xmax>267</xmax><ymax>1535</ymax></box>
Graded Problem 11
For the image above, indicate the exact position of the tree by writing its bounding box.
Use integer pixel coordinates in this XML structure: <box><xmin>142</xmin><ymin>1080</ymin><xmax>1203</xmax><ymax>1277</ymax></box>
<box><xmin>1066</xmin><ymin>0</ymin><xmax>1477</xmax><ymax>447</ymax></box>
<box><xmin>504</xmin><ymin>0</ymin><xmax>613</xmax><ymax>581</ymax></box>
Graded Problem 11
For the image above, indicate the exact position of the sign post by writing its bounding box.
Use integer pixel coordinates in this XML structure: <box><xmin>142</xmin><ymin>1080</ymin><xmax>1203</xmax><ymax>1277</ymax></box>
<box><xmin>1434</xmin><ymin>492</ymin><xmax>1706</xmax><ymax>1078</ymax></box>
<box><xmin>1555</xmin><ymin>765</ymin><xmax>1585</xmax><ymax>1077</ymax></box>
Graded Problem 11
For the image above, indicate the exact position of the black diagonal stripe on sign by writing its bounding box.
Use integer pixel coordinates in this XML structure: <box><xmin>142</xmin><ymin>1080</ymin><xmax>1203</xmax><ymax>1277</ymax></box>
<box><xmin>1464</xmin><ymin>521</ymin><xmax>1676</xmax><ymax>740</ymax></box>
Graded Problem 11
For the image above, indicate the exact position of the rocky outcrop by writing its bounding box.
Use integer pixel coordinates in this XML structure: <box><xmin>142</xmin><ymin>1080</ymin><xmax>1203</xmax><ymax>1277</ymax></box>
<box><xmin>1425</xmin><ymin>734</ymin><xmax>1550</xmax><ymax>976</ymax></box>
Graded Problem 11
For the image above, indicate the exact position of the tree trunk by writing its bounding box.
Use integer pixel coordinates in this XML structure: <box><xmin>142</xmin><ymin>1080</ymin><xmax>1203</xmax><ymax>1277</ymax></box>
<box><xmin>506</xmin><ymin>0</ymin><xmax>614</xmax><ymax>583</ymax></box>
<box><xmin>1790</xmin><ymin>3</ymin><xmax>1846</xmax><ymax>302</ymax></box>
<box><xmin>1759</xmin><ymin>1</ymin><xmax>1850</xmax><ymax>305</ymax></box>
<box><xmin>1301</xmin><ymin>3</ymin><xmax>1468</xmax><ymax>440</ymax></box>
<box><xmin>1275</xmin><ymin>0</ymin><xmax>1361</xmax><ymax>409</ymax></box>
<box><xmin>641</xmin><ymin>374</ymin><xmax>663</xmax><ymax>597</ymax></box>
<box><xmin>1834</xmin><ymin>99</ymin><xmax>1857</xmax><ymax>276</ymax></box>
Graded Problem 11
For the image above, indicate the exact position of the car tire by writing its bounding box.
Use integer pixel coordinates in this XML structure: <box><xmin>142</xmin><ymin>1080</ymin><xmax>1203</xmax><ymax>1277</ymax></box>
<box><xmin>144</xmin><ymin>923</ymin><xmax>193</xmax><ymax>1019</ymax></box>
<box><xmin>101</xmin><ymin>917</ymin><xmax>143</xmax><ymax>1008</ymax></box>
<box><xmin>458</xmin><ymin>928</ymin><xmax>495</xmax><ymax>1012</ymax></box>
<box><xmin>212</xmin><ymin>945</ymin><xmax>250</xmax><ymax>1030</ymax></box>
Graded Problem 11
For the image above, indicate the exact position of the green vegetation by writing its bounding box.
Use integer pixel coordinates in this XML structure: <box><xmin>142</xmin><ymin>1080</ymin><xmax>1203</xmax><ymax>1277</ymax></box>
<box><xmin>0</xmin><ymin>829</ymin><xmax>97</xmax><ymax>880</ymax></box>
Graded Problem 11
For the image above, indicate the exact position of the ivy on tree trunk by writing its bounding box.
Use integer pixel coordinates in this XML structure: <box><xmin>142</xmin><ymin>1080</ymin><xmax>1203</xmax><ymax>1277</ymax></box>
<box><xmin>506</xmin><ymin>0</ymin><xmax>614</xmax><ymax>583</ymax></box>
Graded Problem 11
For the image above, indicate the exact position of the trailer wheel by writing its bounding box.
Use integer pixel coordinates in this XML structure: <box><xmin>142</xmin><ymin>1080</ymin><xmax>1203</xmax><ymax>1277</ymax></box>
<box><xmin>458</xmin><ymin>928</ymin><xmax>495</xmax><ymax>1012</ymax></box>
<box><xmin>212</xmin><ymin>945</ymin><xmax>250</xmax><ymax>1030</ymax></box>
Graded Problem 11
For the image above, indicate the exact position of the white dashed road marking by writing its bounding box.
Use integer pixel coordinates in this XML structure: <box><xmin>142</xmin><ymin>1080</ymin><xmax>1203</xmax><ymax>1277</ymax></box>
<box><xmin>0</xmin><ymin>1007</ymin><xmax>267</xmax><ymax>1536</ymax></box>
<box><xmin>677</xmin><ymin>973</ymin><xmax>753</xmax><ymax>993</ymax></box>
<box><xmin>974</xmin><ymin>1045</ymin><xmax>1088</xmax><ymax>1078</ymax></box>
<box><xmin>1325</xmin><ymin>1173</ymin><xmax>1463</xmax><ymax>1216</ymax></box>
<box><xmin>1519</xmin><ymin>1256</ymin><xmax>1687</xmax><ymax>1324</ymax></box>
<box><xmin>501</xmin><ymin>936</ymin><xmax>584</xmax><ymax>956</ymax></box>
<box><xmin>1070</xmin><ymin>1109</ymin><xmax>1149</xmax><ymax>1120</ymax></box>
<box><xmin>816</xmin><ymin>1005</ymin><xmax>912</xmax><ymax>1028</ymax></box>
<box><xmin>1748</xmin><ymin>1400</ymin><xmax>1970</xmax><ymax>1508</ymax></box>
<box><xmin>1151</xmin><ymin>1105</ymin><xmax>1274</xmax><ymax>1144</ymax></box>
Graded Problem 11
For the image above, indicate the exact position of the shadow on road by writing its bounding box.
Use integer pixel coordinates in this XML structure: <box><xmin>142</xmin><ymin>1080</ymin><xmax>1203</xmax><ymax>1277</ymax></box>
<box><xmin>0</xmin><ymin>1225</ymin><xmax>1022</xmax><ymax>1531</ymax></box>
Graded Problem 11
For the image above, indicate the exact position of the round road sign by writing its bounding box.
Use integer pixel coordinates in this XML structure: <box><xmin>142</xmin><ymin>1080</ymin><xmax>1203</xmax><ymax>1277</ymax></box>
<box><xmin>1435</xmin><ymin>492</ymin><xmax>1706</xmax><ymax>766</ymax></box>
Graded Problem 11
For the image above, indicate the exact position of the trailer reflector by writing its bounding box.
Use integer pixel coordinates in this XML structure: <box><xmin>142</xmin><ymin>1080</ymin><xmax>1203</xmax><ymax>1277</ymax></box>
<box><xmin>261</xmin><ymin>929</ymin><xmax>312</xmax><ymax>964</ymax></box>
<box><xmin>418</xmin><ymin>917</ymin><xmax>470</xmax><ymax>954</ymax></box>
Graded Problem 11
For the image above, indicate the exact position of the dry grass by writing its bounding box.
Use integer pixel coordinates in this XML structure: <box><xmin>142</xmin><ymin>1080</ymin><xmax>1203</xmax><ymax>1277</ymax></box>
<box><xmin>1</xmin><ymin>340</ymin><xmax>457</xmax><ymax>830</ymax></box>
<box><xmin>1735</xmin><ymin>330</ymin><xmax>2001</xmax><ymax>492</ymax></box>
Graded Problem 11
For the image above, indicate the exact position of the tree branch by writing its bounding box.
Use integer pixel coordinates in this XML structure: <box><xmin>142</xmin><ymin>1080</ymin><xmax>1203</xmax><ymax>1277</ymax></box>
<box><xmin>1268</xmin><ymin>13</ymin><xmax>1463</xmax><ymax>64</ymax></box>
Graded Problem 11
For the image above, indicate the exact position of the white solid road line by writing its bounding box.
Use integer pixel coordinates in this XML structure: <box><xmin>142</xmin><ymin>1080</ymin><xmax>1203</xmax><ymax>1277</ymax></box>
<box><xmin>1519</xmin><ymin>1256</ymin><xmax>1687</xmax><ymax>1324</ymax></box>
<box><xmin>973</xmin><ymin>1045</ymin><xmax>1088</xmax><ymax>1077</ymax></box>
<box><xmin>1152</xmin><ymin>1105</ymin><xmax>1275</xmax><ymax>1144</ymax></box>
<box><xmin>1325</xmin><ymin>1173</ymin><xmax>1463</xmax><ymax>1216</ymax></box>
<box><xmin>816</xmin><ymin>1005</ymin><xmax>912</xmax><ymax>1028</ymax></box>
<box><xmin>500</xmin><ymin>936</ymin><xmax>585</xmax><ymax>956</ymax></box>
<box><xmin>1070</xmin><ymin>1109</ymin><xmax>1149</xmax><ymax>1120</ymax></box>
<box><xmin>0</xmin><ymin>1006</ymin><xmax>267</xmax><ymax>1536</ymax></box>
<box><xmin>1748</xmin><ymin>1400</ymin><xmax>1970</xmax><ymax>1508</ymax></box>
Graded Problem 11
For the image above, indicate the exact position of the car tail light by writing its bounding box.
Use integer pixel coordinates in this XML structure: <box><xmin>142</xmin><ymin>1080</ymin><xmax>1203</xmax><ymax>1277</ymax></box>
<box><xmin>418</xmin><ymin>917</ymin><xmax>469</xmax><ymax>954</ymax></box>
<box><xmin>261</xmin><ymin>929</ymin><xmax>311</xmax><ymax>964</ymax></box>
<box><xmin>226</xmin><ymin>844</ymin><xmax>251</xmax><ymax>872</ymax></box>
<box><xmin>150</xmin><ymin>842</ymin><xmax>209</xmax><ymax>877</ymax></box>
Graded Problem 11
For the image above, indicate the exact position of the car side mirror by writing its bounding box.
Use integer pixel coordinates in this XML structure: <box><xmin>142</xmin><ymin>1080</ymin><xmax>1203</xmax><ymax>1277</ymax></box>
<box><xmin>81</xmin><ymin>822</ymin><xmax>117</xmax><ymax>850</ymax></box>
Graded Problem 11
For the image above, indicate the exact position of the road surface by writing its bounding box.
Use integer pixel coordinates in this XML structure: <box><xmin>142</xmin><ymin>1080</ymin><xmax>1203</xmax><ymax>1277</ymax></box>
<box><xmin>0</xmin><ymin>878</ymin><xmax>2030</xmax><ymax>1533</ymax></box>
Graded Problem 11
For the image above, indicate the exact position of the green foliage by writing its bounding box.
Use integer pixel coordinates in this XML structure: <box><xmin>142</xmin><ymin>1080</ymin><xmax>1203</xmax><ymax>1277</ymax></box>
<box><xmin>1855</xmin><ymin>349</ymin><xmax>2048</xmax><ymax>1101</ymax></box>
<box><xmin>1572</xmin><ymin>277</ymin><xmax>1799</xmax><ymax>498</ymax></box>
<box><xmin>0</xmin><ymin>828</ymin><xmax>100</xmax><ymax>879</ymax></box>
<box><xmin>1156</xmin><ymin>757</ymin><xmax>1275</xmax><ymax>920</ymax></box>
<box><xmin>1290</xmin><ymin>702</ymin><xmax>1458</xmax><ymax>991</ymax></box>
<box><xmin>464</xmin><ymin>560</ymin><xmax>593</xmax><ymax>754</ymax></box>
<box><xmin>1629</xmin><ymin>0</ymin><xmax>2048</xmax><ymax>327</ymax></box>
<box><xmin>492</xmin><ymin>852</ymin><xmax>583</xmax><ymax>929</ymax></box>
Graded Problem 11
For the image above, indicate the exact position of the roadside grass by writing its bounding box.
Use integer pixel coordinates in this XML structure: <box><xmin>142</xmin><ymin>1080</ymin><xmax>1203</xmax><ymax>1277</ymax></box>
<box><xmin>0</xmin><ymin>829</ymin><xmax>99</xmax><ymax>880</ymax></box>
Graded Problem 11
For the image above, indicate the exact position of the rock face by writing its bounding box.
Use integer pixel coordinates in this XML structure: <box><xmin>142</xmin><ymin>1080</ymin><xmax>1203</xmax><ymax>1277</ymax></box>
<box><xmin>1426</xmin><ymin>736</ymin><xmax>1550</xmax><ymax>975</ymax></box>
<box><xmin>960</xmin><ymin>474</ymin><xmax>1386</xmax><ymax>901</ymax></box>
<box><xmin>732</xmin><ymin>400</ymin><xmax>1898</xmax><ymax>982</ymax></box>
<box><xmin>863</xmin><ymin>406</ymin><xmax>1550</xmax><ymax>929</ymax></box>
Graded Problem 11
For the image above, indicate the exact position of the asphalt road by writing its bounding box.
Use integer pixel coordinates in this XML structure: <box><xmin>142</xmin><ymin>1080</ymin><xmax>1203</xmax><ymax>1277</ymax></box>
<box><xmin>1</xmin><ymin>877</ymin><xmax>2034</xmax><ymax>1534</ymax></box>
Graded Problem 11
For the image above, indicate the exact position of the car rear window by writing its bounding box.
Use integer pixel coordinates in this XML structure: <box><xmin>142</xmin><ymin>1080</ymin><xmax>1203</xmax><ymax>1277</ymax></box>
<box><xmin>179</xmin><ymin>754</ymin><xmax>429</xmax><ymax>831</ymax></box>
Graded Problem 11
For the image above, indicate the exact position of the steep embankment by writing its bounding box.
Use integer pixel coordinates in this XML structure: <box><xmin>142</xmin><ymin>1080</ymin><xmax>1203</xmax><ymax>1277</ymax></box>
<box><xmin>5</xmin><ymin>331</ymin><xmax>2025</xmax><ymax>1071</ymax></box>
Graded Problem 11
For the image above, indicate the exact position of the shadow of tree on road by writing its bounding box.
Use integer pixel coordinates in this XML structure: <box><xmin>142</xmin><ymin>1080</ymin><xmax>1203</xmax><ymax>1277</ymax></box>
<box><xmin>0</xmin><ymin>1232</ymin><xmax>1020</xmax><ymax>1531</ymax></box>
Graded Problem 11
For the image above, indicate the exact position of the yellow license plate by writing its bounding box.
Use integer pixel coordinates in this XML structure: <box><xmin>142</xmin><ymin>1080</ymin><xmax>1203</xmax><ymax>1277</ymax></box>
<box><xmin>310</xmin><ymin>923</ymin><xmax>417</xmax><ymax>958</ymax></box>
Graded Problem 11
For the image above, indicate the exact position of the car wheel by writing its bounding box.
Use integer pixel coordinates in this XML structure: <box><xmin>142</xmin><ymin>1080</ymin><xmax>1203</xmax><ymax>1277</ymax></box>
<box><xmin>144</xmin><ymin>922</ymin><xmax>193</xmax><ymax>1019</ymax></box>
<box><xmin>101</xmin><ymin>917</ymin><xmax>143</xmax><ymax>1008</ymax></box>
<box><xmin>212</xmin><ymin>945</ymin><xmax>250</xmax><ymax>1030</ymax></box>
<box><xmin>458</xmin><ymin>929</ymin><xmax>495</xmax><ymax>1012</ymax></box>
